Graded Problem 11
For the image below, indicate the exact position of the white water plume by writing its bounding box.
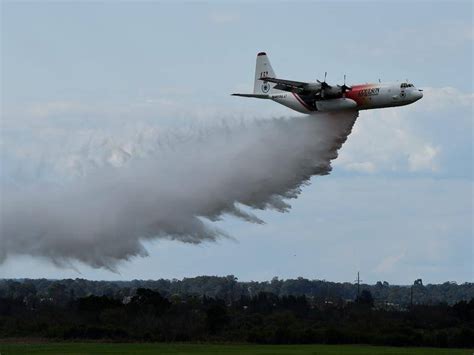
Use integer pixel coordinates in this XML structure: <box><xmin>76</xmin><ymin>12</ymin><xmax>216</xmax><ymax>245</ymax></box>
<box><xmin>0</xmin><ymin>112</ymin><xmax>357</xmax><ymax>270</ymax></box>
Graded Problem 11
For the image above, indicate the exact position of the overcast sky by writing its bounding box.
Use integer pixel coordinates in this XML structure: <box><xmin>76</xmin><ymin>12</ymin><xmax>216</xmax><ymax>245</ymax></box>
<box><xmin>1</xmin><ymin>1</ymin><xmax>472</xmax><ymax>284</ymax></box>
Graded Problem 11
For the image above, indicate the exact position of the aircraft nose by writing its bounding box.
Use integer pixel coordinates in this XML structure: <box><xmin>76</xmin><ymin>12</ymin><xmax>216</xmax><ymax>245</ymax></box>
<box><xmin>414</xmin><ymin>89</ymin><xmax>423</xmax><ymax>100</ymax></box>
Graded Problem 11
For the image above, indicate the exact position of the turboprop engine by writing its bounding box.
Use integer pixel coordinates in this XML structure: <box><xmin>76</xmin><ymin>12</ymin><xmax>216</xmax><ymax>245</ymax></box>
<box><xmin>315</xmin><ymin>98</ymin><xmax>357</xmax><ymax>112</ymax></box>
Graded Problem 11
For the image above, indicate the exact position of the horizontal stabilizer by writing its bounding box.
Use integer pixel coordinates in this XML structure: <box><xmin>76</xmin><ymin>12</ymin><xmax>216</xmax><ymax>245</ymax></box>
<box><xmin>231</xmin><ymin>93</ymin><xmax>270</xmax><ymax>99</ymax></box>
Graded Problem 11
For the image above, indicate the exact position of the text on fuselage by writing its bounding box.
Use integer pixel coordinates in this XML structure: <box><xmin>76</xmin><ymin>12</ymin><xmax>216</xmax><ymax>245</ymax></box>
<box><xmin>358</xmin><ymin>88</ymin><xmax>380</xmax><ymax>97</ymax></box>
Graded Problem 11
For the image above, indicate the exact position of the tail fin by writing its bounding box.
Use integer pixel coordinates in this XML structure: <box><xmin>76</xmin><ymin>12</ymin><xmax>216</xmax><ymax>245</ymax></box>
<box><xmin>253</xmin><ymin>52</ymin><xmax>276</xmax><ymax>94</ymax></box>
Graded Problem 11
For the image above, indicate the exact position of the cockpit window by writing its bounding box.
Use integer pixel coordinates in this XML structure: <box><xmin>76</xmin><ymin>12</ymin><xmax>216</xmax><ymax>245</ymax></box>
<box><xmin>401</xmin><ymin>83</ymin><xmax>414</xmax><ymax>88</ymax></box>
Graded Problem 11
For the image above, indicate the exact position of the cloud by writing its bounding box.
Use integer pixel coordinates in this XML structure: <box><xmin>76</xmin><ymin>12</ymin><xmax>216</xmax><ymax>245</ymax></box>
<box><xmin>344</xmin><ymin>161</ymin><xmax>376</xmax><ymax>174</ymax></box>
<box><xmin>374</xmin><ymin>252</ymin><xmax>405</xmax><ymax>274</ymax></box>
<box><xmin>209</xmin><ymin>11</ymin><xmax>240</xmax><ymax>24</ymax></box>
<box><xmin>26</xmin><ymin>101</ymin><xmax>88</xmax><ymax>118</ymax></box>
<box><xmin>335</xmin><ymin>108</ymin><xmax>441</xmax><ymax>174</ymax></box>
<box><xmin>335</xmin><ymin>86</ymin><xmax>472</xmax><ymax>176</ymax></box>
<box><xmin>408</xmin><ymin>144</ymin><xmax>439</xmax><ymax>172</ymax></box>
<box><xmin>420</xmin><ymin>87</ymin><xmax>473</xmax><ymax>111</ymax></box>
<box><xmin>349</xmin><ymin>20</ymin><xmax>473</xmax><ymax>58</ymax></box>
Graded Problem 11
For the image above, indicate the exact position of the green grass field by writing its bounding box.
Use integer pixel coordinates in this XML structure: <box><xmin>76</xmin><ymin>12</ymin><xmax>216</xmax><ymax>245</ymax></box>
<box><xmin>0</xmin><ymin>343</ymin><xmax>472</xmax><ymax>355</ymax></box>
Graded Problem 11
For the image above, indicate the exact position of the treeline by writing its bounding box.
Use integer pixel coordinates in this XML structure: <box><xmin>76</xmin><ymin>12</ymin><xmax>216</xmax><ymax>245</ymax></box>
<box><xmin>0</xmin><ymin>288</ymin><xmax>473</xmax><ymax>347</ymax></box>
<box><xmin>1</xmin><ymin>276</ymin><xmax>472</xmax><ymax>306</ymax></box>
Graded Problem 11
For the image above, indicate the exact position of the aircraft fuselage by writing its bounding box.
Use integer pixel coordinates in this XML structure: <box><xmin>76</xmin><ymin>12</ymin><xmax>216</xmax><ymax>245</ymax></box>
<box><xmin>271</xmin><ymin>82</ymin><xmax>423</xmax><ymax>114</ymax></box>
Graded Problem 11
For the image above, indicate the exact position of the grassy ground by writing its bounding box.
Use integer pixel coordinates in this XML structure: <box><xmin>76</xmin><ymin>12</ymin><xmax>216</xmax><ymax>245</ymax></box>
<box><xmin>0</xmin><ymin>343</ymin><xmax>472</xmax><ymax>355</ymax></box>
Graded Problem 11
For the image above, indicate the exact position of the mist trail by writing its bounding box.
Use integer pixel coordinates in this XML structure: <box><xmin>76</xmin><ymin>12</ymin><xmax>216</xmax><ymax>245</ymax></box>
<box><xmin>0</xmin><ymin>112</ymin><xmax>358</xmax><ymax>270</ymax></box>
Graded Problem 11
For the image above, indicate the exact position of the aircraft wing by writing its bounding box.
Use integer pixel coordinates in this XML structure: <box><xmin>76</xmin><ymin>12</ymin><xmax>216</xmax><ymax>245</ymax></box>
<box><xmin>260</xmin><ymin>77</ymin><xmax>322</xmax><ymax>93</ymax></box>
<box><xmin>231</xmin><ymin>93</ymin><xmax>270</xmax><ymax>99</ymax></box>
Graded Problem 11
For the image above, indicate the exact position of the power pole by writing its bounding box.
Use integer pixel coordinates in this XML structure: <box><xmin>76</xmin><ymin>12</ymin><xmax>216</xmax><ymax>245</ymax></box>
<box><xmin>354</xmin><ymin>271</ymin><xmax>363</xmax><ymax>298</ymax></box>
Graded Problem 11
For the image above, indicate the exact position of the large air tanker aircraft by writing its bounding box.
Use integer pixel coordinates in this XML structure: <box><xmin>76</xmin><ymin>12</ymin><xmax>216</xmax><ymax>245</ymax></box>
<box><xmin>233</xmin><ymin>52</ymin><xmax>423</xmax><ymax>113</ymax></box>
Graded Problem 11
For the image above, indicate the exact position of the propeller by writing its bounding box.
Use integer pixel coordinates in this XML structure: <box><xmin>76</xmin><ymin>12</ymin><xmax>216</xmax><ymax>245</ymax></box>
<box><xmin>317</xmin><ymin>72</ymin><xmax>331</xmax><ymax>89</ymax></box>
<box><xmin>338</xmin><ymin>74</ymin><xmax>352</xmax><ymax>94</ymax></box>
<box><xmin>317</xmin><ymin>72</ymin><xmax>331</xmax><ymax>98</ymax></box>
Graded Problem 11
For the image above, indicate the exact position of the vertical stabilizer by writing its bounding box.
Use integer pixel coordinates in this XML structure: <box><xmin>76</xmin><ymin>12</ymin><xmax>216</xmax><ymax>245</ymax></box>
<box><xmin>253</xmin><ymin>52</ymin><xmax>276</xmax><ymax>95</ymax></box>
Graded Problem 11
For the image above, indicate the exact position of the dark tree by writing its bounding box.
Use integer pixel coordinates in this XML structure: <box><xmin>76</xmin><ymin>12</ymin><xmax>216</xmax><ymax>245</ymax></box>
<box><xmin>356</xmin><ymin>290</ymin><xmax>374</xmax><ymax>307</ymax></box>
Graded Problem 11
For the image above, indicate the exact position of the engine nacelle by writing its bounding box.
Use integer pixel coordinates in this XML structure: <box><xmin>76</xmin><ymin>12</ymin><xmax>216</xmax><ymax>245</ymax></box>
<box><xmin>315</xmin><ymin>98</ymin><xmax>357</xmax><ymax>112</ymax></box>
<box><xmin>304</xmin><ymin>83</ymin><xmax>322</xmax><ymax>91</ymax></box>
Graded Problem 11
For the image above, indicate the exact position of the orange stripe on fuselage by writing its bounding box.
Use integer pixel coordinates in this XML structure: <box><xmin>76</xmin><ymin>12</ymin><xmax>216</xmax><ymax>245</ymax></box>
<box><xmin>345</xmin><ymin>84</ymin><xmax>379</xmax><ymax>107</ymax></box>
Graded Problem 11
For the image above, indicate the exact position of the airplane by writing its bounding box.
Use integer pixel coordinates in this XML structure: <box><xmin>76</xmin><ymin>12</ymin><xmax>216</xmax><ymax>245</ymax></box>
<box><xmin>232</xmin><ymin>52</ymin><xmax>423</xmax><ymax>114</ymax></box>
